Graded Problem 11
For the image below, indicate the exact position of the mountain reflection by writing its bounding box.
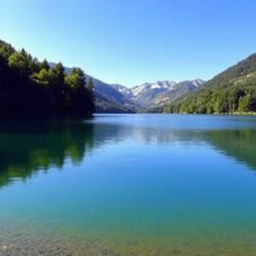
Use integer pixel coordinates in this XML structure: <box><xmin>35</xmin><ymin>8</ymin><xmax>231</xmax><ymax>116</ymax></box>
<box><xmin>0</xmin><ymin>118</ymin><xmax>256</xmax><ymax>188</ymax></box>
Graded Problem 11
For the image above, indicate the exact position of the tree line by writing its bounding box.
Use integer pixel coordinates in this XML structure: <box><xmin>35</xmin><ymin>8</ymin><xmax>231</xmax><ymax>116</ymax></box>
<box><xmin>163</xmin><ymin>54</ymin><xmax>256</xmax><ymax>114</ymax></box>
<box><xmin>0</xmin><ymin>39</ymin><xmax>94</xmax><ymax>118</ymax></box>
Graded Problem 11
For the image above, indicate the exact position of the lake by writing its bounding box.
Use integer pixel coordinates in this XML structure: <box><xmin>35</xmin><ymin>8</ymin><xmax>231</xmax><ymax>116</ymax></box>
<box><xmin>0</xmin><ymin>114</ymin><xmax>256</xmax><ymax>256</ymax></box>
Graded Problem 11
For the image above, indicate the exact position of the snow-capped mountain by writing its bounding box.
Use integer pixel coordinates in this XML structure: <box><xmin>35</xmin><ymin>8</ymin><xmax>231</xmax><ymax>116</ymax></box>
<box><xmin>132</xmin><ymin>81</ymin><xmax>176</xmax><ymax>95</ymax></box>
<box><xmin>94</xmin><ymin>78</ymin><xmax>205</xmax><ymax>111</ymax></box>
<box><xmin>129</xmin><ymin>81</ymin><xmax>177</xmax><ymax>106</ymax></box>
<box><xmin>110</xmin><ymin>79</ymin><xmax>204</xmax><ymax>108</ymax></box>
<box><xmin>56</xmin><ymin>63</ymin><xmax>205</xmax><ymax>112</ymax></box>
<box><xmin>110</xmin><ymin>84</ymin><xmax>133</xmax><ymax>98</ymax></box>
<box><xmin>151</xmin><ymin>79</ymin><xmax>205</xmax><ymax>107</ymax></box>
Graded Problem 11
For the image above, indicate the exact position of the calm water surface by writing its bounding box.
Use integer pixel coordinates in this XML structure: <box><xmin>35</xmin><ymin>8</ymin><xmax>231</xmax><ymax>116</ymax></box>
<box><xmin>0</xmin><ymin>114</ymin><xmax>256</xmax><ymax>255</ymax></box>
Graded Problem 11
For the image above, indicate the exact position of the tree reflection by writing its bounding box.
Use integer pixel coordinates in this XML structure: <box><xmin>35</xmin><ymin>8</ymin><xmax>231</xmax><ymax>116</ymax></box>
<box><xmin>0</xmin><ymin>120</ymin><xmax>94</xmax><ymax>187</ymax></box>
<box><xmin>205</xmin><ymin>129</ymin><xmax>256</xmax><ymax>170</ymax></box>
<box><xmin>0</xmin><ymin>118</ymin><xmax>256</xmax><ymax>188</ymax></box>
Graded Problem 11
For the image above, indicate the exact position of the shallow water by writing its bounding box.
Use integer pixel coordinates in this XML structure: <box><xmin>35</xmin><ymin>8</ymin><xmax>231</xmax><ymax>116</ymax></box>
<box><xmin>1</xmin><ymin>114</ymin><xmax>256</xmax><ymax>255</ymax></box>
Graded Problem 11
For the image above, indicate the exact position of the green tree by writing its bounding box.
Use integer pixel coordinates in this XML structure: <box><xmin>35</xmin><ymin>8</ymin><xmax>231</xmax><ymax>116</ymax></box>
<box><xmin>65</xmin><ymin>68</ymin><xmax>86</xmax><ymax>89</ymax></box>
<box><xmin>238</xmin><ymin>95</ymin><xmax>250</xmax><ymax>112</ymax></box>
<box><xmin>32</xmin><ymin>68</ymin><xmax>51</xmax><ymax>85</ymax></box>
<box><xmin>0</xmin><ymin>40</ymin><xmax>15</xmax><ymax>59</ymax></box>
<box><xmin>8</xmin><ymin>52</ymin><xmax>30</xmax><ymax>76</ymax></box>
<box><xmin>40</xmin><ymin>59</ymin><xmax>50</xmax><ymax>71</ymax></box>
<box><xmin>0</xmin><ymin>39</ymin><xmax>94</xmax><ymax>118</ymax></box>
<box><xmin>53</xmin><ymin>63</ymin><xmax>65</xmax><ymax>84</ymax></box>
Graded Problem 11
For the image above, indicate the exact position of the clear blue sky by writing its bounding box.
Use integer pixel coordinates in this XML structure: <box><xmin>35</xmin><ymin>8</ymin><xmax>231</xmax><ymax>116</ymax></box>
<box><xmin>1</xmin><ymin>0</ymin><xmax>256</xmax><ymax>87</ymax></box>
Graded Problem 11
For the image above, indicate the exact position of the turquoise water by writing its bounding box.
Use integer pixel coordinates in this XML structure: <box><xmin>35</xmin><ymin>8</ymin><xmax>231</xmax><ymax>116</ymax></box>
<box><xmin>1</xmin><ymin>114</ymin><xmax>256</xmax><ymax>255</ymax></box>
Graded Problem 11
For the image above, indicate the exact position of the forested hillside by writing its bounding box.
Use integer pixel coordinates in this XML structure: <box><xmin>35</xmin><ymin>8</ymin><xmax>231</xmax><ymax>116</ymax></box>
<box><xmin>0</xmin><ymin>40</ymin><xmax>94</xmax><ymax>118</ymax></box>
<box><xmin>163</xmin><ymin>54</ymin><xmax>256</xmax><ymax>114</ymax></box>
<box><xmin>94</xmin><ymin>92</ymin><xmax>135</xmax><ymax>113</ymax></box>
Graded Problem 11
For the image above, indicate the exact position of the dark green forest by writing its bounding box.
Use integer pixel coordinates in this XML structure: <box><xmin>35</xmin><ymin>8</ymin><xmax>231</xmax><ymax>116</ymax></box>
<box><xmin>0</xmin><ymin>40</ymin><xmax>94</xmax><ymax>118</ymax></box>
<box><xmin>163</xmin><ymin>54</ymin><xmax>256</xmax><ymax>114</ymax></box>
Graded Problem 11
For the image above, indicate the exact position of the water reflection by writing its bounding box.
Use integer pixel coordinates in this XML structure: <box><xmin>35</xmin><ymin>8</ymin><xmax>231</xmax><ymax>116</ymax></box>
<box><xmin>205</xmin><ymin>129</ymin><xmax>256</xmax><ymax>170</ymax></box>
<box><xmin>0</xmin><ymin>120</ymin><xmax>94</xmax><ymax>187</ymax></box>
<box><xmin>0</xmin><ymin>116</ymin><xmax>256</xmax><ymax>188</ymax></box>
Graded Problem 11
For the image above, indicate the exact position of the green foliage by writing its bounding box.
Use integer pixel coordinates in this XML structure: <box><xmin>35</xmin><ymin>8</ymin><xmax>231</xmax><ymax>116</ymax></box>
<box><xmin>0</xmin><ymin>39</ymin><xmax>94</xmax><ymax>118</ymax></box>
<box><xmin>8</xmin><ymin>52</ymin><xmax>30</xmax><ymax>75</ymax></box>
<box><xmin>0</xmin><ymin>40</ymin><xmax>15</xmax><ymax>59</ymax></box>
<box><xmin>238</xmin><ymin>95</ymin><xmax>250</xmax><ymax>112</ymax></box>
<box><xmin>32</xmin><ymin>68</ymin><xmax>52</xmax><ymax>84</ymax></box>
<box><xmin>163</xmin><ymin>54</ymin><xmax>256</xmax><ymax>114</ymax></box>
<box><xmin>65</xmin><ymin>68</ymin><xmax>85</xmax><ymax>89</ymax></box>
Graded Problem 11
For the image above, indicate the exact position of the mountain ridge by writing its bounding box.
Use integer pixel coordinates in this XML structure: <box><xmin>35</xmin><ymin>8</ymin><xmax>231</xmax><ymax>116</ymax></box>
<box><xmin>163</xmin><ymin>53</ymin><xmax>256</xmax><ymax>114</ymax></box>
<box><xmin>96</xmin><ymin>78</ymin><xmax>205</xmax><ymax>111</ymax></box>
<box><xmin>56</xmin><ymin>63</ymin><xmax>205</xmax><ymax>112</ymax></box>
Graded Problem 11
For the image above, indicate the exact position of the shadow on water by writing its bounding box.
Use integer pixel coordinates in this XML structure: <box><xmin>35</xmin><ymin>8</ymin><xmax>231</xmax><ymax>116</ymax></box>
<box><xmin>0</xmin><ymin>117</ymin><xmax>256</xmax><ymax>188</ymax></box>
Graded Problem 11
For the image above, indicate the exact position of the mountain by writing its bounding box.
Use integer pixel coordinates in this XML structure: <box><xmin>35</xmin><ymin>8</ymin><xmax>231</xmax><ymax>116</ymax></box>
<box><xmin>94</xmin><ymin>92</ymin><xmax>135</xmax><ymax>113</ymax></box>
<box><xmin>143</xmin><ymin>79</ymin><xmax>204</xmax><ymax>107</ymax></box>
<box><xmin>109</xmin><ymin>79</ymin><xmax>204</xmax><ymax>110</ymax></box>
<box><xmin>62</xmin><ymin>64</ymin><xmax>204</xmax><ymax>112</ymax></box>
<box><xmin>92</xmin><ymin>80</ymin><xmax>135</xmax><ymax>110</ymax></box>
<box><xmin>128</xmin><ymin>81</ymin><xmax>177</xmax><ymax>107</ymax></box>
<box><xmin>58</xmin><ymin>65</ymin><xmax>136</xmax><ymax>113</ymax></box>
<box><xmin>163</xmin><ymin>54</ymin><xmax>256</xmax><ymax>114</ymax></box>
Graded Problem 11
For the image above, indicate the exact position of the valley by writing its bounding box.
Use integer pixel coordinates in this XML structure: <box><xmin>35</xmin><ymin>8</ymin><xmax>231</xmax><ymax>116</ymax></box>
<box><xmin>86</xmin><ymin>76</ymin><xmax>205</xmax><ymax>112</ymax></box>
